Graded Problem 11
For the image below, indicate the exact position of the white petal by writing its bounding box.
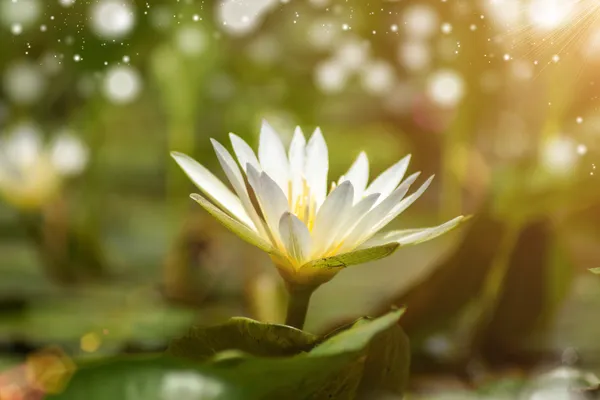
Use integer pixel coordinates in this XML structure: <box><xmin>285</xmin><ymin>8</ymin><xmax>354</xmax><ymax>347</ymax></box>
<box><xmin>245</xmin><ymin>163</ymin><xmax>262</xmax><ymax>193</ymax></box>
<box><xmin>303</xmin><ymin>243</ymin><xmax>399</xmax><ymax>269</ymax></box>
<box><xmin>339</xmin><ymin>152</ymin><xmax>369</xmax><ymax>203</ymax></box>
<box><xmin>305</xmin><ymin>127</ymin><xmax>329</xmax><ymax>208</ymax></box>
<box><xmin>258</xmin><ymin>120</ymin><xmax>290</xmax><ymax>194</ymax></box>
<box><xmin>360</xmin><ymin>216</ymin><xmax>467</xmax><ymax>248</ymax></box>
<box><xmin>338</xmin><ymin>172</ymin><xmax>421</xmax><ymax>252</ymax></box>
<box><xmin>328</xmin><ymin>193</ymin><xmax>380</xmax><ymax>251</ymax></box>
<box><xmin>310</xmin><ymin>181</ymin><xmax>354</xmax><ymax>256</ymax></box>
<box><xmin>171</xmin><ymin>151</ymin><xmax>253</xmax><ymax>227</ymax></box>
<box><xmin>279</xmin><ymin>212</ymin><xmax>312</xmax><ymax>264</ymax></box>
<box><xmin>190</xmin><ymin>193</ymin><xmax>274</xmax><ymax>253</ymax></box>
<box><xmin>364</xmin><ymin>154</ymin><xmax>411</xmax><ymax>203</ymax></box>
<box><xmin>246</xmin><ymin>165</ymin><xmax>290</xmax><ymax>247</ymax></box>
<box><xmin>210</xmin><ymin>139</ymin><xmax>268</xmax><ymax>235</ymax></box>
<box><xmin>369</xmin><ymin>175</ymin><xmax>434</xmax><ymax>234</ymax></box>
<box><xmin>229</xmin><ymin>133</ymin><xmax>261</xmax><ymax>173</ymax></box>
<box><xmin>288</xmin><ymin>126</ymin><xmax>306</xmax><ymax>202</ymax></box>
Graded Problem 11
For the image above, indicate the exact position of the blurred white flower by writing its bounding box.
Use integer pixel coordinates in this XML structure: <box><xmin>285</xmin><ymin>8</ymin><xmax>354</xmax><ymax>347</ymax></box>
<box><xmin>89</xmin><ymin>0</ymin><xmax>135</xmax><ymax>39</ymax></box>
<box><xmin>50</xmin><ymin>130</ymin><xmax>89</xmax><ymax>176</ymax></box>
<box><xmin>360</xmin><ymin>60</ymin><xmax>396</xmax><ymax>95</ymax></box>
<box><xmin>0</xmin><ymin>0</ymin><xmax>41</xmax><ymax>31</ymax></box>
<box><xmin>333</xmin><ymin>38</ymin><xmax>370</xmax><ymax>72</ymax></box>
<box><xmin>398</xmin><ymin>40</ymin><xmax>431</xmax><ymax>72</ymax></box>
<box><xmin>174</xmin><ymin>26</ymin><xmax>207</xmax><ymax>57</ymax></box>
<box><xmin>315</xmin><ymin>59</ymin><xmax>349</xmax><ymax>94</ymax></box>
<box><xmin>540</xmin><ymin>136</ymin><xmax>578</xmax><ymax>176</ymax></box>
<box><xmin>2</xmin><ymin>60</ymin><xmax>47</xmax><ymax>105</ymax></box>
<box><xmin>217</xmin><ymin>0</ymin><xmax>276</xmax><ymax>36</ymax></box>
<box><xmin>102</xmin><ymin>65</ymin><xmax>142</xmax><ymax>104</ymax></box>
<box><xmin>402</xmin><ymin>4</ymin><xmax>438</xmax><ymax>39</ymax></box>
<box><xmin>0</xmin><ymin>123</ymin><xmax>88</xmax><ymax>209</ymax></box>
<box><xmin>172</xmin><ymin>121</ymin><xmax>465</xmax><ymax>286</ymax></box>
<box><xmin>426</xmin><ymin>69</ymin><xmax>465</xmax><ymax>108</ymax></box>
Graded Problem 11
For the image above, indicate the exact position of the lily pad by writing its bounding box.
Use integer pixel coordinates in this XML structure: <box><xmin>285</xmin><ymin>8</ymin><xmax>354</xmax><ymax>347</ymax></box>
<box><xmin>167</xmin><ymin>317</ymin><xmax>318</xmax><ymax>360</ymax></box>
<box><xmin>50</xmin><ymin>310</ymin><xmax>409</xmax><ymax>399</ymax></box>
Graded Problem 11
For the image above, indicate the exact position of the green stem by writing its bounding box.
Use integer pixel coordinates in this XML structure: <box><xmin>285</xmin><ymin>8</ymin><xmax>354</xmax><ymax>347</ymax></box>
<box><xmin>285</xmin><ymin>285</ymin><xmax>316</xmax><ymax>330</ymax></box>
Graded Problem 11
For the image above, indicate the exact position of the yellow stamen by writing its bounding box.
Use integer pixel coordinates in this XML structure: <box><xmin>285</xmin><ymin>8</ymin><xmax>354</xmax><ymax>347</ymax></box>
<box><xmin>290</xmin><ymin>177</ymin><xmax>318</xmax><ymax>232</ymax></box>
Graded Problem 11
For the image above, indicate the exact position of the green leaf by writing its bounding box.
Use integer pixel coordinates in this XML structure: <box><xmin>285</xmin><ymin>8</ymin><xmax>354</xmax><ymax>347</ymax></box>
<box><xmin>189</xmin><ymin>193</ymin><xmax>274</xmax><ymax>253</ymax></box>
<box><xmin>304</xmin><ymin>243</ymin><xmax>399</xmax><ymax>270</ymax></box>
<box><xmin>357</xmin><ymin>317</ymin><xmax>410</xmax><ymax>398</ymax></box>
<box><xmin>318</xmin><ymin>311</ymin><xmax>411</xmax><ymax>398</ymax></box>
<box><xmin>47</xmin><ymin>356</ymin><xmax>243</xmax><ymax>400</ymax></box>
<box><xmin>590</xmin><ymin>268</ymin><xmax>600</xmax><ymax>275</ymax></box>
<box><xmin>52</xmin><ymin>311</ymin><xmax>409</xmax><ymax>400</ymax></box>
<box><xmin>167</xmin><ymin>317</ymin><xmax>318</xmax><ymax>361</ymax></box>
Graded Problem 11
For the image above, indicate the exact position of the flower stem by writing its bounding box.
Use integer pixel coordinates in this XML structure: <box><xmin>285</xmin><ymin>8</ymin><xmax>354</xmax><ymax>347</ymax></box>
<box><xmin>285</xmin><ymin>285</ymin><xmax>316</xmax><ymax>330</ymax></box>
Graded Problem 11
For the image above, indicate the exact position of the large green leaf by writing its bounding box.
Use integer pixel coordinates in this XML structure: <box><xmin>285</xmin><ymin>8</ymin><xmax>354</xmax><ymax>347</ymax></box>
<box><xmin>50</xmin><ymin>310</ymin><xmax>409</xmax><ymax>400</ymax></box>
<box><xmin>167</xmin><ymin>317</ymin><xmax>318</xmax><ymax>360</ymax></box>
<box><xmin>356</xmin><ymin>317</ymin><xmax>410</xmax><ymax>398</ymax></box>
<box><xmin>46</xmin><ymin>356</ymin><xmax>243</xmax><ymax>400</ymax></box>
<box><xmin>321</xmin><ymin>314</ymin><xmax>411</xmax><ymax>398</ymax></box>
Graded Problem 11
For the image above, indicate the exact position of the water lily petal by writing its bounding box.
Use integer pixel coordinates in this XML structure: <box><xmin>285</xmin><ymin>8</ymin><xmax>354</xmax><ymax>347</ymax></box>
<box><xmin>369</xmin><ymin>175</ymin><xmax>435</xmax><ymax>235</ymax></box>
<box><xmin>171</xmin><ymin>151</ymin><xmax>253</xmax><ymax>227</ymax></box>
<box><xmin>311</xmin><ymin>181</ymin><xmax>354</xmax><ymax>256</ymax></box>
<box><xmin>360</xmin><ymin>216</ymin><xmax>468</xmax><ymax>248</ymax></box>
<box><xmin>190</xmin><ymin>193</ymin><xmax>274</xmax><ymax>253</ymax></box>
<box><xmin>364</xmin><ymin>154</ymin><xmax>411</xmax><ymax>203</ymax></box>
<box><xmin>324</xmin><ymin>193</ymin><xmax>380</xmax><ymax>255</ymax></box>
<box><xmin>279</xmin><ymin>212</ymin><xmax>312</xmax><ymax>264</ymax></box>
<box><xmin>246</xmin><ymin>164</ymin><xmax>290</xmax><ymax>247</ymax></box>
<box><xmin>288</xmin><ymin>126</ymin><xmax>306</xmax><ymax>203</ymax></box>
<box><xmin>303</xmin><ymin>243</ymin><xmax>399</xmax><ymax>270</ymax></box>
<box><xmin>258</xmin><ymin>120</ymin><xmax>289</xmax><ymax>194</ymax></box>
<box><xmin>339</xmin><ymin>172</ymin><xmax>421</xmax><ymax>252</ymax></box>
<box><xmin>229</xmin><ymin>133</ymin><xmax>261</xmax><ymax>173</ymax></box>
<box><xmin>339</xmin><ymin>152</ymin><xmax>369</xmax><ymax>203</ymax></box>
<box><xmin>210</xmin><ymin>139</ymin><xmax>268</xmax><ymax>235</ymax></box>
<box><xmin>305</xmin><ymin>127</ymin><xmax>329</xmax><ymax>208</ymax></box>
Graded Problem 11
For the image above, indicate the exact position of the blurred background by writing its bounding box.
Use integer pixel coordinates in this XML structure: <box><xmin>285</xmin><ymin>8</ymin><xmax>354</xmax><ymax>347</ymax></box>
<box><xmin>1</xmin><ymin>0</ymin><xmax>600</xmax><ymax>397</ymax></box>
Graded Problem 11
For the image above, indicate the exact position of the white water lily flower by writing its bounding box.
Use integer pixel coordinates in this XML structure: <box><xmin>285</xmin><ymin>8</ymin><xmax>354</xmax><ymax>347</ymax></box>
<box><xmin>0</xmin><ymin>124</ymin><xmax>88</xmax><ymax>209</ymax></box>
<box><xmin>172</xmin><ymin>121</ymin><xmax>466</xmax><ymax>287</ymax></box>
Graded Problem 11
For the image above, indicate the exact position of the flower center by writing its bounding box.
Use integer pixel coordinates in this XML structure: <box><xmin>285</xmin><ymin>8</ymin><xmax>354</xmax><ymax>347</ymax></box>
<box><xmin>288</xmin><ymin>178</ymin><xmax>317</xmax><ymax>231</ymax></box>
